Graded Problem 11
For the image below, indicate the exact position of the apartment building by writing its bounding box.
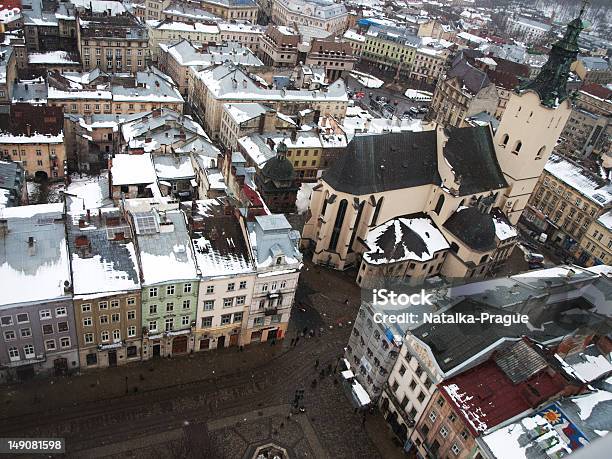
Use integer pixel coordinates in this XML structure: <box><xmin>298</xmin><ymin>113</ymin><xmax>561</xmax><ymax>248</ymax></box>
<box><xmin>0</xmin><ymin>105</ymin><xmax>66</xmax><ymax>180</ymax></box>
<box><xmin>131</xmin><ymin>207</ymin><xmax>200</xmax><ymax>358</ymax></box>
<box><xmin>68</xmin><ymin>208</ymin><xmax>143</xmax><ymax>369</ymax></box>
<box><xmin>305</xmin><ymin>38</ymin><xmax>356</xmax><ymax>81</ymax></box>
<box><xmin>77</xmin><ymin>13</ymin><xmax>149</xmax><ymax>74</ymax></box>
<box><xmin>185</xmin><ymin>199</ymin><xmax>256</xmax><ymax>350</ymax></box>
<box><xmin>146</xmin><ymin>20</ymin><xmax>220</xmax><ymax>62</ymax></box>
<box><xmin>361</xmin><ymin>26</ymin><xmax>420</xmax><ymax>77</ymax></box>
<box><xmin>572</xmin><ymin>56</ymin><xmax>612</xmax><ymax>85</ymax></box>
<box><xmin>245</xmin><ymin>215</ymin><xmax>302</xmax><ymax>344</ymax></box>
<box><xmin>271</xmin><ymin>0</ymin><xmax>347</xmax><ymax>37</ymax></box>
<box><xmin>430</xmin><ymin>55</ymin><xmax>499</xmax><ymax>128</ymax></box>
<box><xmin>258</xmin><ymin>25</ymin><xmax>300</xmax><ymax>68</ymax></box>
<box><xmin>218</xmin><ymin>22</ymin><xmax>264</xmax><ymax>53</ymax></box>
<box><xmin>342</xmin><ymin>29</ymin><xmax>365</xmax><ymax>58</ymax></box>
<box><xmin>200</xmin><ymin>0</ymin><xmax>259</xmax><ymax>23</ymax></box>
<box><xmin>578</xmin><ymin>210</ymin><xmax>612</xmax><ymax>266</ymax></box>
<box><xmin>523</xmin><ymin>154</ymin><xmax>612</xmax><ymax>257</ymax></box>
<box><xmin>189</xmin><ymin>62</ymin><xmax>349</xmax><ymax>138</ymax></box>
<box><xmin>409</xmin><ymin>43</ymin><xmax>451</xmax><ymax>86</ymax></box>
<box><xmin>0</xmin><ymin>204</ymin><xmax>78</xmax><ymax>383</ymax></box>
<box><xmin>0</xmin><ymin>43</ymin><xmax>16</xmax><ymax>106</ymax></box>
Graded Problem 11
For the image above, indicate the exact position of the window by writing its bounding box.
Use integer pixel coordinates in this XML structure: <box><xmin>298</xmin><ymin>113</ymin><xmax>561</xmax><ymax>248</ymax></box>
<box><xmin>203</xmin><ymin>300</ymin><xmax>214</xmax><ymax>311</ymax></box>
<box><xmin>45</xmin><ymin>339</ymin><xmax>56</xmax><ymax>351</ymax></box>
<box><xmin>440</xmin><ymin>425</ymin><xmax>448</xmax><ymax>438</ymax></box>
<box><xmin>500</xmin><ymin>133</ymin><xmax>509</xmax><ymax>146</ymax></box>
<box><xmin>429</xmin><ymin>410</ymin><xmax>437</xmax><ymax>422</ymax></box>
<box><xmin>99</xmin><ymin>301</ymin><xmax>108</xmax><ymax>310</ymax></box>
<box><xmin>83</xmin><ymin>317</ymin><xmax>92</xmax><ymax>327</ymax></box>
<box><xmin>24</xmin><ymin>344</ymin><xmax>35</xmax><ymax>359</ymax></box>
<box><xmin>236</xmin><ymin>296</ymin><xmax>246</xmax><ymax>306</ymax></box>
<box><xmin>4</xmin><ymin>330</ymin><xmax>16</xmax><ymax>341</ymax></box>
<box><xmin>437</xmin><ymin>396</ymin><xmax>445</xmax><ymax>407</ymax></box>
<box><xmin>233</xmin><ymin>312</ymin><xmax>243</xmax><ymax>323</ymax></box>
<box><xmin>100</xmin><ymin>315</ymin><xmax>109</xmax><ymax>324</ymax></box>
<box><xmin>148</xmin><ymin>321</ymin><xmax>158</xmax><ymax>332</ymax></box>
<box><xmin>183</xmin><ymin>283</ymin><xmax>192</xmax><ymax>294</ymax></box>
<box><xmin>20</xmin><ymin>328</ymin><xmax>31</xmax><ymax>338</ymax></box>
<box><xmin>409</xmin><ymin>379</ymin><xmax>417</xmax><ymax>391</ymax></box>
<box><xmin>58</xmin><ymin>321</ymin><xmax>68</xmax><ymax>332</ymax></box>
<box><xmin>112</xmin><ymin>329</ymin><xmax>120</xmax><ymax>341</ymax></box>
<box><xmin>451</xmin><ymin>443</ymin><xmax>461</xmax><ymax>455</ymax></box>
<box><xmin>8</xmin><ymin>347</ymin><xmax>20</xmax><ymax>361</ymax></box>
<box><xmin>417</xmin><ymin>391</ymin><xmax>425</xmax><ymax>403</ymax></box>
<box><xmin>181</xmin><ymin>316</ymin><xmax>190</xmax><ymax>326</ymax></box>
<box><xmin>60</xmin><ymin>337</ymin><xmax>71</xmax><ymax>348</ymax></box>
<box><xmin>42</xmin><ymin>324</ymin><xmax>53</xmax><ymax>335</ymax></box>
<box><xmin>149</xmin><ymin>304</ymin><xmax>158</xmax><ymax>314</ymax></box>
<box><xmin>399</xmin><ymin>364</ymin><xmax>406</xmax><ymax>376</ymax></box>
<box><xmin>127</xmin><ymin>310</ymin><xmax>136</xmax><ymax>320</ymax></box>
<box><xmin>201</xmin><ymin>316</ymin><xmax>213</xmax><ymax>328</ymax></box>
<box><xmin>239</xmin><ymin>281</ymin><xmax>247</xmax><ymax>289</ymax></box>
<box><xmin>166</xmin><ymin>302</ymin><xmax>174</xmax><ymax>312</ymax></box>
<box><xmin>262</xmin><ymin>284</ymin><xmax>268</xmax><ymax>292</ymax></box>
<box><xmin>84</xmin><ymin>333</ymin><xmax>94</xmax><ymax>344</ymax></box>
<box><xmin>221</xmin><ymin>314</ymin><xmax>232</xmax><ymax>325</ymax></box>
<box><xmin>165</xmin><ymin>319</ymin><xmax>173</xmax><ymax>331</ymax></box>
<box><xmin>280</xmin><ymin>280</ymin><xmax>286</xmax><ymax>289</ymax></box>
<box><xmin>223</xmin><ymin>298</ymin><xmax>233</xmax><ymax>308</ymax></box>
<box><xmin>512</xmin><ymin>141</ymin><xmax>522</xmax><ymax>154</ymax></box>
<box><xmin>329</xmin><ymin>199</ymin><xmax>348</xmax><ymax>250</ymax></box>
<box><xmin>227</xmin><ymin>282</ymin><xmax>235</xmax><ymax>291</ymax></box>
<box><xmin>127</xmin><ymin>297</ymin><xmax>136</xmax><ymax>306</ymax></box>
<box><xmin>128</xmin><ymin>325</ymin><xmax>136</xmax><ymax>338</ymax></box>
<box><xmin>101</xmin><ymin>331</ymin><xmax>109</xmax><ymax>342</ymax></box>
<box><xmin>253</xmin><ymin>317</ymin><xmax>264</xmax><ymax>327</ymax></box>
<box><xmin>149</xmin><ymin>287</ymin><xmax>158</xmax><ymax>298</ymax></box>
<box><xmin>111</xmin><ymin>313</ymin><xmax>120</xmax><ymax>323</ymax></box>
<box><xmin>1</xmin><ymin>316</ymin><xmax>13</xmax><ymax>327</ymax></box>
<box><xmin>16</xmin><ymin>313</ymin><xmax>29</xmax><ymax>323</ymax></box>
<box><xmin>206</xmin><ymin>285</ymin><xmax>214</xmax><ymax>294</ymax></box>
<box><xmin>182</xmin><ymin>299</ymin><xmax>191</xmax><ymax>310</ymax></box>
<box><xmin>82</xmin><ymin>303</ymin><xmax>92</xmax><ymax>313</ymax></box>
<box><xmin>40</xmin><ymin>310</ymin><xmax>51</xmax><ymax>320</ymax></box>
<box><xmin>167</xmin><ymin>285</ymin><xmax>175</xmax><ymax>295</ymax></box>
<box><xmin>110</xmin><ymin>300</ymin><xmax>119</xmax><ymax>309</ymax></box>
<box><xmin>460</xmin><ymin>429</ymin><xmax>469</xmax><ymax>440</ymax></box>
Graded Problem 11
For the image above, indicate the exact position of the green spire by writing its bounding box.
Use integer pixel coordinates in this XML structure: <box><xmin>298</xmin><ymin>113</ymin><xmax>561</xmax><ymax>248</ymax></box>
<box><xmin>519</xmin><ymin>1</ymin><xmax>588</xmax><ymax>108</ymax></box>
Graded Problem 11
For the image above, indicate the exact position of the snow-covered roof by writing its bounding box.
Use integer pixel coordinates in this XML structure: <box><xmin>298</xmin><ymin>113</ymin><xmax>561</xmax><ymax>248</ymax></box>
<box><xmin>545</xmin><ymin>154</ymin><xmax>612</xmax><ymax>207</ymax></box>
<box><xmin>67</xmin><ymin>208</ymin><xmax>141</xmax><ymax>296</ymax></box>
<box><xmin>0</xmin><ymin>203</ymin><xmax>71</xmax><ymax>306</ymax></box>
<box><xmin>112</xmin><ymin>68</ymin><xmax>183</xmax><ymax>104</ymax></box>
<box><xmin>153</xmin><ymin>154</ymin><xmax>196</xmax><ymax>180</ymax></box>
<box><xmin>0</xmin><ymin>131</ymin><xmax>63</xmax><ymax>144</ymax></box>
<box><xmin>247</xmin><ymin>215</ymin><xmax>302</xmax><ymax>269</ymax></box>
<box><xmin>343</xmin><ymin>29</ymin><xmax>366</xmax><ymax>42</ymax></box>
<box><xmin>110</xmin><ymin>153</ymin><xmax>157</xmax><ymax>185</ymax></box>
<box><xmin>28</xmin><ymin>51</ymin><xmax>79</xmax><ymax>65</ymax></box>
<box><xmin>223</xmin><ymin>102</ymin><xmax>269</xmax><ymax>124</ymax></box>
<box><xmin>363</xmin><ymin>216</ymin><xmax>449</xmax><ymax>265</ymax></box>
<box><xmin>133</xmin><ymin>209</ymin><xmax>198</xmax><ymax>285</ymax></box>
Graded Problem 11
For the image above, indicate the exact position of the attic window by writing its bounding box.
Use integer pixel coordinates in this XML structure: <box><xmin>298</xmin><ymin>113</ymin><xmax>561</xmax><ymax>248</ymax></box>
<box><xmin>276</xmin><ymin>256</ymin><xmax>283</xmax><ymax>265</ymax></box>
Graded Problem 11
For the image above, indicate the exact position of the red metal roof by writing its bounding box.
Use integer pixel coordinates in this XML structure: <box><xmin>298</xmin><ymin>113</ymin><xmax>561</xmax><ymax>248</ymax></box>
<box><xmin>441</xmin><ymin>349</ymin><xmax>567</xmax><ymax>436</ymax></box>
<box><xmin>580</xmin><ymin>83</ymin><xmax>612</xmax><ymax>101</ymax></box>
<box><xmin>0</xmin><ymin>0</ymin><xmax>21</xmax><ymax>11</ymax></box>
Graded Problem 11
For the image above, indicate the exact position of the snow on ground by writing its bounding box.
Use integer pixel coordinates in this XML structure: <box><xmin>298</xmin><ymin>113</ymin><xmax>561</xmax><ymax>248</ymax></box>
<box><xmin>296</xmin><ymin>182</ymin><xmax>316</xmax><ymax>214</ymax></box>
<box><xmin>349</xmin><ymin>70</ymin><xmax>384</xmax><ymax>89</ymax></box>
<box><xmin>66</xmin><ymin>171</ymin><xmax>112</xmax><ymax>211</ymax></box>
<box><xmin>27</xmin><ymin>180</ymin><xmax>65</xmax><ymax>204</ymax></box>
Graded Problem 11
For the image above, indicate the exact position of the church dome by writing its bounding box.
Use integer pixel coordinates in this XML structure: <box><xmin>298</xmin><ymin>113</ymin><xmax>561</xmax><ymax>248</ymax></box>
<box><xmin>261</xmin><ymin>156</ymin><xmax>295</xmax><ymax>182</ymax></box>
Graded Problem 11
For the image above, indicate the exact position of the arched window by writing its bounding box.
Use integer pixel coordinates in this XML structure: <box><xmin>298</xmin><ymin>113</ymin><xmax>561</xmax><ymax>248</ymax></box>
<box><xmin>500</xmin><ymin>134</ymin><xmax>509</xmax><ymax>147</ymax></box>
<box><xmin>328</xmin><ymin>199</ymin><xmax>347</xmax><ymax>251</ymax></box>
<box><xmin>535</xmin><ymin>146</ymin><xmax>545</xmax><ymax>160</ymax></box>
<box><xmin>434</xmin><ymin>194</ymin><xmax>445</xmax><ymax>215</ymax></box>
<box><xmin>371</xmin><ymin>197</ymin><xmax>384</xmax><ymax>226</ymax></box>
<box><xmin>348</xmin><ymin>201</ymin><xmax>364</xmax><ymax>253</ymax></box>
<box><xmin>321</xmin><ymin>192</ymin><xmax>329</xmax><ymax>217</ymax></box>
<box><xmin>513</xmin><ymin>141</ymin><xmax>522</xmax><ymax>154</ymax></box>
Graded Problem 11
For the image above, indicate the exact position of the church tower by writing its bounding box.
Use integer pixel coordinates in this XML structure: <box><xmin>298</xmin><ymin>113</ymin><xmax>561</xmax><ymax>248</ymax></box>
<box><xmin>494</xmin><ymin>3</ymin><xmax>588</xmax><ymax>224</ymax></box>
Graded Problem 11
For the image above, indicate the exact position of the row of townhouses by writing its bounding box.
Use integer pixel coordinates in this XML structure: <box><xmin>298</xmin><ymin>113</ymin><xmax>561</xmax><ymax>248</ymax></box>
<box><xmin>0</xmin><ymin>198</ymin><xmax>302</xmax><ymax>382</ymax></box>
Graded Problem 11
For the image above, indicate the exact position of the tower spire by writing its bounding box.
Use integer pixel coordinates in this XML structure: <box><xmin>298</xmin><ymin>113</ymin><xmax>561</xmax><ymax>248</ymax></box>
<box><xmin>518</xmin><ymin>3</ymin><xmax>588</xmax><ymax>108</ymax></box>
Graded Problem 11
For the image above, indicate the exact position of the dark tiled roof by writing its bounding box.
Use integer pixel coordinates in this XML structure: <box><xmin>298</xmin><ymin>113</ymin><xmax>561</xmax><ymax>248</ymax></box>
<box><xmin>412</xmin><ymin>299</ymin><xmax>530</xmax><ymax>373</ymax></box>
<box><xmin>261</xmin><ymin>156</ymin><xmax>295</xmax><ymax>182</ymax></box>
<box><xmin>494</xmin><ymin>339</ymin><xmax>548</xmax><ymax>384</ymax></box>
<box><xmin>444</xmin><ymin>206</ymin><xmax>496</xmax><ymax>251</ymax></box>
<box><xmin>442</xmin><ymin>125</ymin><xmax>507</xmax><ymax>195</ymax></box>
<box><xmin>322</xmin><ymin>131</ymin><xmax>440</xmax><ymax>195</ymax></box>
<box><xmin>447</xmin><ymin>58</ymin><xmax>491</xmax><ymax>94</ymax></box>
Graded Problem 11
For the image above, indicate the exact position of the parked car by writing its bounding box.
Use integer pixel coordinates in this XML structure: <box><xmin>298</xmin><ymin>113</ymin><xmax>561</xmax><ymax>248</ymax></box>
<box><xmin>409</xmin><ymin>107</ymin><xmax>419</xmax><ymax>115</ymax></box>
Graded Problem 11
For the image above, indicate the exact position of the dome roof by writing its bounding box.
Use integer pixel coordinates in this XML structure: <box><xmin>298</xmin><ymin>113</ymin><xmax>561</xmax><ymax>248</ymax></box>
<box><xmin>261</xmin><ymin>156</ymin><xmax>295</xmax><ymax>182</ymax></box>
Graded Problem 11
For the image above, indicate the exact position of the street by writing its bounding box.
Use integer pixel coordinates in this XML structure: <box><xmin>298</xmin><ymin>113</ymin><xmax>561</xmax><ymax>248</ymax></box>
<box><xmin>0</xmin><ymin>262</ymin><xmax>404</xmax><ymax>459</ymax></box>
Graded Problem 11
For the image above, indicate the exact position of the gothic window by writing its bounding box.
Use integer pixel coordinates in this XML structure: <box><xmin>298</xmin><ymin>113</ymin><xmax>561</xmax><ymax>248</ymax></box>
<box><xmin>535</xmin><ymin>146</ymin><xmax>545</xmax><ymax>160</ymax></box>
<box><xmin>512</xmin><ymin>141</ymin><xmax>522</xmax><ymax>154</ymax></box>
<box><xmin>328</xmin><ymin>199</ymin><xmax>347</xmax><ymax>251</ymax></box>
<box><xmin>434</xmin><ymin>195</ymin><xmax>445</xmax><ymax>215</ymax></box>
<box><xmin>500</xmin><ymin>134</ymin><xmax>509</xmax><ymax>147</ymax></box>
<box><xmin>371</xmin><ymin>197</ymin><xmax>384</xmax><ymax>226</ymax></box>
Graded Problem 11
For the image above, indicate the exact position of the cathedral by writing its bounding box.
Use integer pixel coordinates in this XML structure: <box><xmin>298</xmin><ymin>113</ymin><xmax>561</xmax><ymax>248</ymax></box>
<box><xmin>302</xmin><ymin>12</ymin><xmax>584</xmax><ymax>285</ymax></box>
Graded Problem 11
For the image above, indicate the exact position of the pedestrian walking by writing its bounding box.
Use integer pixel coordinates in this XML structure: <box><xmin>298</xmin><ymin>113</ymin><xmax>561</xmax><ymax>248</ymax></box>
<box><xmin>290</xmin><ymin>338</ymin><xmax>295</xmax><ymax>347</ymax></box>
<box><xmin>315</xmin><ymin>358</ymin><xmax>319</xmax><ymax>369</ymax></box>
<box><xmin>294</xmin><ymin>336</ymin><xmax>300</xmax><ymax>346</ymax></box>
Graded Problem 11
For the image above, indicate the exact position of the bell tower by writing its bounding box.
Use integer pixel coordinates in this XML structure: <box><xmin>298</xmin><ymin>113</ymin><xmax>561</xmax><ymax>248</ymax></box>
<box><xmin>494</xmin><ymin>2</ymin><xmax>588</xmax><ymax>224</ymax></box>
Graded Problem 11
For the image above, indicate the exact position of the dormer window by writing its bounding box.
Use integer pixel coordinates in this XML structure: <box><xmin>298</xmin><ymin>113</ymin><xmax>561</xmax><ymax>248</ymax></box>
<box><xmin>276</xmin><ymin>256</ymin><xmax>283</xmax><ymax>265</ymax></box>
